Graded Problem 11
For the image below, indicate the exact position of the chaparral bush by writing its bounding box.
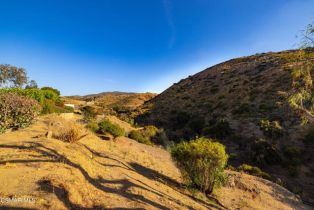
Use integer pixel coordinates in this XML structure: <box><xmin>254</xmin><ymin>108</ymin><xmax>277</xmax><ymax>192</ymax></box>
<box><xmin>0</xmin><ymin>92</ymin><xmax>41</xmax><ymax>133</ymax></box>
<box><xmin>47</xmin><ymin>115</ymin><xmax>87</xmax><ymax>143</ymax></box>
<box><xmin>0</xmin><ymin>88</ymin><xmax>59</xmax><ymax>105</ymax></box>
<box><xmin>128</xmin><ymin>125</ymin><xmax>162</xmax><ymax>145</ymax></box>
<box><xmin>259</xmin><ymin>119</ymin><xmax>283</xmax><ymax>139</ymax></box>
<box><xmin>238</xmin><ymin>164</ymin><xmax>271</xmax><ymax>180</ymax></box>
<box><xmin>98</xmin><ymin>119</ymin><xmax>125</xmax><ymax>137</ymax></box>
<box><xmin>80</xmin><ymin>106</ymin><xmax>97</xmax><ymax>121</ymax></box>
<box><xmin>171</xmin><ymin>137</ymin><xmax>228</xmax><ymax>194</ymax></box>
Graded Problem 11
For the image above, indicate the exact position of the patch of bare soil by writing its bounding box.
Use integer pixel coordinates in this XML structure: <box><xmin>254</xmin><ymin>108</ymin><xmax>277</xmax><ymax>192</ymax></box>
<box><xmin>0</xmin><ymin>115</ymin><xmax>309</xmax><ymax>209</ymax></box>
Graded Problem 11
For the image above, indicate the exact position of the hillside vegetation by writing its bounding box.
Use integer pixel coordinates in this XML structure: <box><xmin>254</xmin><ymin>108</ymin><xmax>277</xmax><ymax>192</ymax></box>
<box><xmin>0</xmin><ymin>115</ymin><xmax>308</xmax><ymax>209</ymax></box>
<box><xmin>135</xmin><ymin>49</ymin><xmax>314</xmax><ymax>203</ymax></box>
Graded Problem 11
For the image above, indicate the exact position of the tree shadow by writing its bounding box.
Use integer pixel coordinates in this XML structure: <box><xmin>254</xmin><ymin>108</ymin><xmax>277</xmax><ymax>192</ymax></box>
<box><xmin>0</xmin><ymin>142</ymin><xmax>184</xmax><ymax>209</ymax></box>
<box><xmin>80</xmin><ymin>144</ymin><xmax>223</xmax><ymax>210</ymax></box>
<box><xmin>37</xmin><ymin>179</ymin><xmax>145</xmax><ymax>210</ymax></box>
<box><xmin>0</xmin><ymin>207</ymin><xmax>36</xmax><ymax>210</ymax></box>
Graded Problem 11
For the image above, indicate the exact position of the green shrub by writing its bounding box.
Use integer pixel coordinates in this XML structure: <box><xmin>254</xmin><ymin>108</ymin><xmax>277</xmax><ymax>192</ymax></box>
<box><xmin>128</xmin><ymin>125</ymin><xmax>163</xmax><ymax>145</ymax></box>
<box><xmin>238</xmin><ymin>164</ymin><xmax>271</xmax><ymax>180</ymax></box>
<box><xmin>232</xmin><ymin>103</ymin><xmax>252</xmax><ymax>116</ymax></box>
<box><xmin>41</xmin><ymin>87</ymin><xmax>61</xmax><ymax>96</ymax></box>
<box><xmin>41</xmin><ymin>100</ymin><xmax>73</xmax><ymax>114</ymax></box>
<box><xmin>63</xmin><ymin>106</ymin><xmax>74</xmax><ymax>113</ymax></box>
<box><xmin>0</xmin><ymin>88</ymin><xmax>59</xmax><ymax>105</ymax></box>
<box><xmin>80</xmin><ymin>106</ymin><xmax>97</xmax><ymax>121</ymax></box>
<box><xmin>98</xmin><ymin>119</ymin><xmax>125</xmax><ymax>137</ymax></box>
<box><xmin>171</xmin><ymin>137</ymin><xmax>228</xmax><ymax>194</ymax></box>
<box><xmin>250</xmin><ymin>138</ymin><xmax>282</xmax><ymax>165</ymax></box>
<box><xmin>171</xmin><ymin>111</ymin><xmax>190</xmax><ymax>129</ymax></box>
<box><xmin>143</xmin><ymin>125</ymin><xmax>159</xmax><ymax>137</ymax></box>
<box><xmin>304</xmin><ymin>127</ymin><xmax>314</xmax><ymax>143</ymax></box>
<box><xmin>41</xmin><ymin>100</ymin><xmax>56</xmax><ymax>114</ymax></box>
<box><xmin>283</xmin><ymin>146</ymin><xmax>302</xmax><ymax>166</ymax></box>
<box><xmin>188</xmin><ymin>117</ymin><xmax>205</xmax><ymax>135</ymax></box>
<box><xmin>259</xmin><ymin>119</ymin><xmax>283</xmax><ymax>139</ymax></box>
<box><xmin>86</xmin><ymin>121</ymin><xmax>99</xmax><ymax>132</ymax></box>
<box><xmin>203</xmin><ymin>118</ymin><xmax>231</xmax><ymax>139</ymax></box>
<box><xmin>129</xmin><ymin>130</ymin><xmax>152</xmax><ymax>145</ymax></box>
<box><xmin>0</xmin><ymin>93</ymin><xmax>41</xmax><ymax>132</ymax></box>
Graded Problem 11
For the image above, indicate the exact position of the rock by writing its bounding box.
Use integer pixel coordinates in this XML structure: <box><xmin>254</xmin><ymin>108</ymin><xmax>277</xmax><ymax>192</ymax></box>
<box><xmin>46</xmin><ymin>131</ymin><xmax>53</xmax><ymax>139</ymax></box>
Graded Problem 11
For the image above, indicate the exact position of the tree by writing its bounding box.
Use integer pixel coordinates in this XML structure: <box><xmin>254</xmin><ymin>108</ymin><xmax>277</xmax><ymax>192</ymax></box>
<box><xmin>0</xmin><ymin>64</ymin><xmax>28</xmax><ymax>87</ymax></box>
<box><xmin>41</xmin><ymin>87</ymin><xmax>60</xmax><ymax>96</ymax></box>
<box><xmin>300</xmin><ymin>22</ymin><xmax>314</xmax><ymax>48</ymax></box>
<box><xmin>288</xmin><ymin>21</ymin><xmax>314</xmax><ymax>123</ymax></box>
<box><xmin>25</xmin><ymin>80</ymin><xmax>38</xmax><ymax>89</ymax></box>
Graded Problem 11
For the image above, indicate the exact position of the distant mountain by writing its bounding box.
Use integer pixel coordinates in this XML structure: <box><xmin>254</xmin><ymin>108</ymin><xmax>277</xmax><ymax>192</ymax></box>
<box><xmin>83</xmin><ymin>91</ymin><xmax>138</xmax><ymax>98</ymax></box>
<box><xmin>67</xmin><ymin>91</ymin><xmax>157</xmax><ymax>111</ymax></box>
<box><xmin>135</xmin><ymin>49</ymin><xmax>314</xmax><ymax>202</ymax></box>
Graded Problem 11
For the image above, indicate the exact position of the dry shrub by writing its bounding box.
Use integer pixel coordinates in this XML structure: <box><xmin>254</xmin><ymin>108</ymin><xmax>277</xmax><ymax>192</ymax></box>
<box><xmin>46</xmin><ymin>115</ymin><xmax>87</xmax><ymax>143</ymax></box>
<box><xmin>0</xmin><ymin>92</ymin><xmax>41</xmax><ymax>133</ymax></box>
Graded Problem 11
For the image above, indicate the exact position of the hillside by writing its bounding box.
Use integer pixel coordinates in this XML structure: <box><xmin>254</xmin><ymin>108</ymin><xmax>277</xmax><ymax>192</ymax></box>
<box><xmin>135</xmin><ymin>49</ymin><xmax>314</xmax><ymax>203</ymax></box>
<box><xmin>68</xmin><ymin>92</ymin><xmax>157</xmax><ymax>111</ymax></box>
<box><xmin>0</xmin><ymin>115</ymin><xmax>308</xmax><ymax>209</ymax></box>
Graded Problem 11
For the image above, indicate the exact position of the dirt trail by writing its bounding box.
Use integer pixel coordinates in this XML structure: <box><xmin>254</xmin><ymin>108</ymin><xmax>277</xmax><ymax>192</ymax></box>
<box><xmin>0</xmin><ymin>115</ymin><xmax>310</xmax><ymax>209</ymax></box>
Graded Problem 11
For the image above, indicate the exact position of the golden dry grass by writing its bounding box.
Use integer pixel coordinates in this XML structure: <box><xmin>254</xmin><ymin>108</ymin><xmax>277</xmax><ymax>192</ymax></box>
<box><xmin>0</xmin><ymin>115</ymin><xmax>309</xmax><ymax>209</ymax></box>
<box><xmin>46</xmin><ymin>114</ymin><xmax>88</xmax><ymax>143</ymax></box>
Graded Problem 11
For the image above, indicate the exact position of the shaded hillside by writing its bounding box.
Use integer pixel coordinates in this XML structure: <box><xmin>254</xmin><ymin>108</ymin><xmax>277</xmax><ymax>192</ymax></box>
<box><xmin>0</xmin><ymin>115</ymin><xmax>308</xmax><ymax>210</ymax></box>
<box><xmin>135</xmin><ymin>49</ymin><xmax>314</xmax><ymax>203</ymax></box>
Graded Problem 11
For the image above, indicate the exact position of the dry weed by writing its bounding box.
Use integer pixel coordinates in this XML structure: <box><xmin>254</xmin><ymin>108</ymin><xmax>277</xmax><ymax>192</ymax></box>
<box><xmin>46</xmin><ymin>114</ymin><xmax>87</xmax><ymax>143</ymax></box>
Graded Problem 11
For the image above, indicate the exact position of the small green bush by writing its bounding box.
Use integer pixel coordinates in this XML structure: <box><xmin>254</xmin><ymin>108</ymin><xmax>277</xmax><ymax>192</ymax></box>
<box><xmin>80</xmin><ymin>106</ymin><xmax>97</xmax><ymax>121</ymax></box>
<box><xmin>171</xmin><ymin>111</ymin><xmax>190</xmax><ymax>129</ymax></box>
<box><xmin>41</xmin><ymin>87</ymin><xmax>61</xmax><ymax>96</ymax></box>
<box><xmin>232</xmin><ymin>103</ymin><xmax>252</xmax><ymax>116</ymax></box>
<box><xmin>0</xmin><ymin>93</ymin><xmax>41</xmax><ymax>132</ymax></box>
<box><xmin>238</xmin><ymin>164</ymin><xmax>271</xmax><ymax>180</ymax></box>
<box><xmin>203</xmin><ymin>118</ymin><xmax>231</xmax><ymax>139</ymax></box>
<box><xmin>283</xmin><ymin>146</ymin><xmax>302</xmax><ymax>166</ymax></box>
<box><xmin>171</xmin><ymin>137</ymin><xmax>228</xmax><ymax>194</ymax></box>
<box><xmin>86</xmin><ymin>121</ymin><xmax>99</xmax><ymax>132</ymax></box>
<box><xmin>304</xmin><ymin>127</ymin><xmax>314</xmax><ymax>143</ymax></box>
<box><xmin>259</xmin><ymin>119</ymin><xmax>283</xmax><ymax>139</ymax></box>
<box><xmin>188</xmin><ymin>117</ymin><xmax>205</xmax><ymax>135</ymax></box>
<box><xmin>63</xmin><ymin>106</ymin><xmax>74</xmax><ymax>113</ymax></box>
<box><xmin>128</xmin><ymin>125</ymin><xmax>160</xmax><ymax>145</ymax></box>
<box><xmin>249</xmin><ymin>138</ymin><xmax>282</xmax><ymax>165</ymax></box>
<box><xmin>98</xmin><ymin>119</ymin><xmax>125</xmax><ymax>137</ymax></box>
<box><xmin>41</xmin><ymin>100</ymin><xmax>73</xmax><ymax>114</ymax></box>
<box><xmin>129</xmin><ymin>130</ymin><xmax>152</xmax><ymax>145</ymax></box>
<box><xmin>143</xmin><ymin>125</ymin><xmax>159</xmax><ymax>137</ymax></box>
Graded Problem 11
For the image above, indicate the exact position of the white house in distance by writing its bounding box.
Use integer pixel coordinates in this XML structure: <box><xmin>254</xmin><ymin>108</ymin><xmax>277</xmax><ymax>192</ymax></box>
<box><xmin>64</xmin><ymin>104</ymin><xmax>75</xmax><ymax>109</ymax></box>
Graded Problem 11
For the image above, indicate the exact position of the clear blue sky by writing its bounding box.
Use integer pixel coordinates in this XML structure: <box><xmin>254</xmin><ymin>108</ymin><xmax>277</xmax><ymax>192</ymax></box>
<box><xmin>0</xmin><ymin>0</ymin><xmax>313</xmax><ymax>95</ymax></box>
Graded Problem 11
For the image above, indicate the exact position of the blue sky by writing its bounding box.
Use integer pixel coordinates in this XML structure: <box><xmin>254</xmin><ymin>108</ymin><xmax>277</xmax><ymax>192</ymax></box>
<box><xmin>0</xmin><ymin>0</ymin><xmax>313</xmax><ymax>95</ymax></box>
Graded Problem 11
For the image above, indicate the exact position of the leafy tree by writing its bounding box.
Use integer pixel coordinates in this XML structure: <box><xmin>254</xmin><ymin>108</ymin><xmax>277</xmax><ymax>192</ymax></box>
<box><xmin>0</xmin><ymin>64</ymin><xmax>28</xmax><ymax>87</ymax></box>
<box><xmin>288</xmin><ymin>21</ymin><xmax>314</xmax><ymax>123</ymax></box>
<box><xmin>300</xmin><ymin>22</ymin><xmax>314</xmax><ymax>48</ymax></box>
<box><xmin>25</xmin><ymin>80</ymin><xmax>38</xmax><ymax>89</ymax></box>
<box><xmin>41</xmin><ymin>87</ymin><xmax>61</xmax><ymax>96</ymax></box>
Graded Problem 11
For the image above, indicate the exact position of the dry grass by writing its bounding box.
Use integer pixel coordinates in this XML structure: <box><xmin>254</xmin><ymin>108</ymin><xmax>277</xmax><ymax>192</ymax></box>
<box><xmin>46</xmin><ymin>114</ymin><xmax>88</xmax><ymax>143</ymax></box>
<box><xmin>0</xmin><ymin>116</ymin><xmax>309</xmax><ymax>210</ymax></box>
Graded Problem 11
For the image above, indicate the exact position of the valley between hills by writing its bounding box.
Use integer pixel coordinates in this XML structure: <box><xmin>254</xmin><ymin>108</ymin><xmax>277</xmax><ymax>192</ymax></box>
<box><xmin>1</xmin><ymin>49</ymin><xmax>314</xmax><ymax>209</ymax></box>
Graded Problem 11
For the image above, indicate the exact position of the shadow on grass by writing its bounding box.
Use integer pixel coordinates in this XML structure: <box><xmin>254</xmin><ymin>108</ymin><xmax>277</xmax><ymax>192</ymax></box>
<box><xmin>0</xmin><ymin>142</ymin><xmax>223</xmax><ymax>209</ymax></box>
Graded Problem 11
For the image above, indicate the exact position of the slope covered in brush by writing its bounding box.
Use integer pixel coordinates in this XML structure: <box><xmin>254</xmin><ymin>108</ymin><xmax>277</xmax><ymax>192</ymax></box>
<box><xmin>136</xmin><ymin>49</ymin><xmax>314</xmax><ymax>203</ymax></box>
